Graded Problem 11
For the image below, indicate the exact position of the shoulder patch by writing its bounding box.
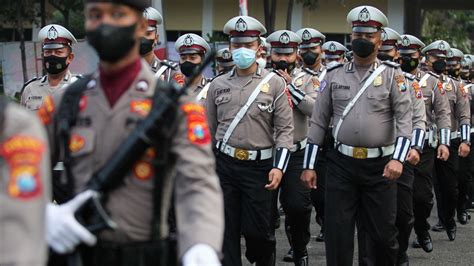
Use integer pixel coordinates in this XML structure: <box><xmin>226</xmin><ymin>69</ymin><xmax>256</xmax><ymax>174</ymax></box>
<box><xmin>173</xmin><ymin>73</ymin><xmax>186</xmax><ymax>87</ymax></box>
<box><xmin>37</xmin><ymin>95</ymin><xmax>55</xmax><ymax>125</ymax></box>
<box><xmin>412</xmin><ymin>81</ymin><xmax>423</xmax><ymax>99</ymax></box>
<box><xmin>327</xmin><ymin>63</ymin><xmax>343</xmax><ymax>72</ymax></box>
<box><xmin>383</xmin><ymin>61</ymin><xmax>400</xmax><ymax>68</ymax></box>
<box><xmin>181</xmin><ymin>103</ymin><xmax>211</xmax><ymax>145</ymax></box>
<box><xmin>0</xmin><ymin>136</ymin><xmax>45</xmax><ymax>200</ymax></box>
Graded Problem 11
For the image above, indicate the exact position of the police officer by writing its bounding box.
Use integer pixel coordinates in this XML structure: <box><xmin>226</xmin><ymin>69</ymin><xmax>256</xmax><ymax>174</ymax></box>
<box><xmin>451</xmin><ymin>50</ymin><xmax>473</xmax><ymax>225</ymax></box>
<box><xmin>362</xmin><ymin>27</ymin><xmax>426</xmax><ymax>265</ymax></box>
<box><xmin>175</xmin><ymin>33</ymin><xmax>211</xmax><ymax>100</ymax></box>
<box><xmin>257</xmin><ymin>37</ymin><xmax>272</xmax><ymax>69</ymax></box>
<box><xmin>20</xmin><ymin>24</ymin><xmax>79</xmax><ymax>111</ymax></box>
<box><xmin>397</xmin><ymin>35</ymin><xmax>451</xmax><ymax>252</ymax></box>
<box><xmin>41</xmin><ymin>1</ymin><xmax>224</xmax><ymax>265</ymax></box>
<box><xmin>0</xmin><ymin>98</ymin><xmax>51</xmax><ymax>266</ymax></box>
<box><xmin>424</xmin><ymin>41</ymin><xmax>471</xmax><ymax>241</ymax></box>
<box><xmin>139</xmin><ymin>7</ymin><xmax>178</xmax><ymax>82</ymax></box>
<box><xmin>301</xmin><ymin>6</ymin><xmax>413</xmax><ymax>265</ymax></box>
<box><xmin>206</xmin><ymin>16</ymin><xmax>294</xmax><ymax>266</ymax></box>
<box><xmin>216</xmin><ymin>48</ymin><xmax>235</xmax><ymax>75</ymax></box>
<box><xmin>267</xmin><ymin>29</ymin><xmax>315</xmax><ymax>265</ymax></box>
<box><xmin>296</xmin><ymin>28</ymin><xmax>326</xmax><ymax>74</ymax></box>
<box><xmin>295</xmin><ymin>26</ymin><xmax>328</xmax><ymax>244</ymax></box>
<box><xmin>322</xmin><ymin>41</ymin><xmax>349</xmax><ymax>65</ymax></box>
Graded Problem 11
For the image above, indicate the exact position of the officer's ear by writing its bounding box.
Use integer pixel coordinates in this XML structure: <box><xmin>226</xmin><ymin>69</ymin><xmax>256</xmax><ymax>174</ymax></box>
<box><xmin>154</xmin><ymin>31</ymin><xmax>159</xmax><ymax>46</ymax></box>
<box><xmin>67</xmin><ymin>52</ymin><xmax>75</xmax><ymax>65</ymax></box>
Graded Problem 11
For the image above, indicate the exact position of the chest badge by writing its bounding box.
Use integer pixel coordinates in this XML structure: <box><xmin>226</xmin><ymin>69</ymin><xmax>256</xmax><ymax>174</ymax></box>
<box><xmin>445</xmin><ymin>82</ymin><xmax>453</xmax><ymax>91</ymax></box>
<box><xmin>294</xmin><ymin>78</ymin><xmax>303</xmax><ymax>87</ymax></box>
<box><xmin>261</xmin><ymin>83</ymin><xmax>270</xmax><ymax>93</ymax></box>
<box><xmin>373</xmin><ymin>75</ymin><xmax>383</xmax><ymax>87</ymax></box>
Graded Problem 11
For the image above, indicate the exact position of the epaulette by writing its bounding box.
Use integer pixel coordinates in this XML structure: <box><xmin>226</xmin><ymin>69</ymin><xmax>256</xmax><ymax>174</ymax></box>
<box><xmin>20</xmin><ymin>77</ymin><xmax>41</xmax><ymax>95</ymax></box>
<box><xmin>428</xmin><ymin>71</ymin><xmax>440</xmax><ymax>79</ymax></box>
<box><xmin>303</xmin><ymin>67</ymin><xmax>317</xmax><ymax>76</ymax></box>
<box><xmin>403</xmin><ymin>72</ymin><xmax>416</xmax><ymax>81</ymax></box>
<box><xmin>327</xmin><ymin>62</ymin><xmax>343</xmax><ymax>72</ymax></box>
<box><xmin>382</xmin><ymin>61</ymin><xmax>400</xmax><ymax>68</ymax></box>
<box><xmin>161</xmin><ymin>60</ymin><xmax>179</xmax><ymax>70</ymax></box>
<box><xmin>73</xmin><ymin>74</ymin><xmax>84</xmax><ymax>79</ymax></box>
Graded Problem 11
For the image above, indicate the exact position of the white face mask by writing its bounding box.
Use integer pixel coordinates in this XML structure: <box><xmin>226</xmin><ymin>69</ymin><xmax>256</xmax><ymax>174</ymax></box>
<box><xmin>231</xmin><ymin>47</ymin><xmax>257</xmax><ymax>69</ymax></box>
<box><xmin>256</xmin><ymin>58</ymin><xmax>267</xmax><ymax>69</ymax></box>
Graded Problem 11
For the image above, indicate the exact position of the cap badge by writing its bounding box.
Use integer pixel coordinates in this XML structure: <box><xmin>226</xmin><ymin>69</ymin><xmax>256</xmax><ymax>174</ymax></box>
<box><xmin>438</xmin><ymin>42</ymin><xmax>446</xmax><ymax>51</ymax></box>
<box><xmin>381</xmin><ymin>30</ymin><xmax>388</xmax><ymax>41</ymax></box>
<box><xmin>184</xmin><ymin>34</ymin><xmax>194</xmax><ymax>46</ymax></box>
<box><xmin>279</xmin><ymin>32</ymin><xmax>290</xmax><ymax>44</ymax></box>
<box><xmin>235</xmin><ymin>18</ymin><xmax>248</xmax><ymax>32</ymax></box>
<box><xmin>302</xmin><ymin>30</ymin><xmax>311</xmax><ymax>41</ymax></box>
<box><xmin>447</xmin><ymin>50</ymin><xmax>453</xmax><ymax>58</ymax></box>
<box><xmin>401</xmin><ymin>37</ymin><xmax>410</xmax><ymax>47</ymax></box>
<box><xmin>47</xmin><ymin>26</ymin><xmax>58</xmax><ymax>40</ymax></box>
<box><xmin>358</xmin><ymin>7</ymin><xmax>370</xmax><ymax>22</ymax></box>
<box><xmin>222</xmin><ymin>50</ymin><xmax>232</xmax><ymax>60</ymax></box>
<box><xmin>329</xmin><ymin>43</ymin><xmax>337</xmax><ymax>52</ymax></box>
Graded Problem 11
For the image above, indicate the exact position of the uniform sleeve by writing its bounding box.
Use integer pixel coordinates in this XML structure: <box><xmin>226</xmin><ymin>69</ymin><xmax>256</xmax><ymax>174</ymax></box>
<box><xmin>171</xmin><ymin>102</ymin><xmax>224</xmax><ymax>258</ymax></box>
<box><xmin>433</xmin><ymin>80</ymin><xmax>452</xmax><ymax>130</ymax></box>
<box><xmin>295</xmin><ymin>75</ymin><xmax>317</xmax><ymax>117</ymax></box>
<box><xmin>272</xmin><ymin>76</ymin><xmax>294</xmax><ymax>150</ymax></box>
<box><xmin>409</xmin><ymin>81</ymin><xmax>427</xmax><ymax>150</ymax></box>
<box><xmin>390</xmin><ymin>69</ymin><xmax>413</xmax><ymax>162</ymax></box>
<box><xmin>303</xmin><ymin>74</ymin><xmax>333</xmax><ymax>170</ymax></box>
<box><xmin>205</xmin><ymin>82</ymin><xmax>218</xmax><ymax>141</ymax></box>
<box><xmin>455</xmin><ymin>81</ymin><xmax>471</xmax><ymax>142</ymax></box>
<box><xmin>20</xmin><ymin>86</ymin><xmax>29</xmax><ymax>106</ymax></box>
<box><xmin>1</xmin><ymin>104</ymin><xmax>51</xmax><ymax>264</ymax></box>
<box><xmin>37</xmin><ymin>93</ymin><xmax>64</xmax><ymax>168</ymax></box>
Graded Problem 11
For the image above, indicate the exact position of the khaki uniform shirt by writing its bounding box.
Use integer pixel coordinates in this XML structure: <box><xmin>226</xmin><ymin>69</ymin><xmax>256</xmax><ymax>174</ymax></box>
<box><xmin>20</xmin><ymin>71</ymin><xmax>80</xmax><ymax>111</ymax></box>
<box><xmin>404</xmin><ymin>72</ymin><xmax>426</xmax><ymax>131</ymax></box>
<box><xmin>0</xmin><ymin>102</ymin><xmax>51</xmax><ymax>266</ymax></box>
<box><xmin>206</xmin><ymin>67</ymin><xmax>294</xmax><ymax>150</ymax></box>
<box><xmin>187</xmin><ymin>75</ymin><xmax>208</xmax><ymax>101</ymax></box>
<box><xmin>290</xmin><ymin>67</ymin><xmax>319</xmax><ymax>142</ymax></box>
<box><xmin>308</xmin><ymin>60</ymin><xmax>412</xmax><ymax>147</ymax></box>
<box><xmin>415</xmin><ymin>70</ymin><xmax>451</xmax><ymax>130</ymax></box>
<box><xmin>149</xmin><ymin>55</ymin><xmax>179</xmax><ymax>83</ymax></box>
<box><xmin>39</xmin><ymin>60</ymin><xmax>224</xmax><ymax>258</ymax></box>
<box><xmin>440</xmin><ymin>75</ymin><xmax>471</xmax><ymax>131</ymax></box>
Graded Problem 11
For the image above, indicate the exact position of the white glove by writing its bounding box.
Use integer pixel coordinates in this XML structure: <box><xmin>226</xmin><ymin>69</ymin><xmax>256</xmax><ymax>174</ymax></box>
<box><xmin>182</xmin><ymin>244</ymin><xmax>221</xmax><ymax>266</ymax></box>
<box><xmin>46</xmin><ymin>190</ymin><xmax>98</xmax><ymax>254</ymax></box>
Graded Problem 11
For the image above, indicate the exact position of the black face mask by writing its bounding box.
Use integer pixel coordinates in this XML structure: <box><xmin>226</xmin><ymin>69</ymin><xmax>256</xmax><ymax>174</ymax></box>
<box><xmin>139</xmin><ymin>37</ymin><xmax>155</xmax><ymax>56</ymax></box>
<box><xmin>400</xmin><ymin>56</ymin><xmax>419</xmax><ymax>73</ymax></box>
<box><xmin>461</xmin><ymin>72</ymin><xmax>469</xmax><ymax>80</ymax></box>
<box><xmin>301</xmin><ymin>51</ymin><xmax>319</xmax><ymax>66</ymax></box>
<box><xmin>272</xmin><ymin>60</ymin><xmax>296</xmax><ymax>73</ymax></box>
<box><xmin>351</xmin><ymin>38</ymin><xmax>375</xmax><ymax>58</ymax></box>
<box><xmin>432</xmin><ymin>59</ymin><xmax>446</xmax><ymax>74</ymax></box>
<box><xmin>377</xmin><ymin>53</ymin><xmax>394</xmax><ymax>62</ymax></box>
<box><xmin>86</xmin><ymin>23</ymin><xmax>137</xmax><ymax>63</ymax></box>
<box><xmin>447</xmin><ymin>68</ymin><xmax>461</xmax><ymax>78</ymax></box>
<box><xmin>180</xmin><ymin>61</ymin><xmax>199</xmax><ymax>77</ymax></box>
<box><xmin>43</xmin><ymin>55</ymin><xmax>69</xmax><ymax>75</ymax></box>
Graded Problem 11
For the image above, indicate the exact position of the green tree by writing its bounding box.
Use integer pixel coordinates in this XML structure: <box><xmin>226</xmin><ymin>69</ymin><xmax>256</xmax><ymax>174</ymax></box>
<box><xmin>48</xmin><ymin>0</ymin><xmax>84</xmax><ymax>31</ymax></box>
<box><xmin>421</xmin><ymin>10</ymin><xmax>474</xmax><ymax>53</ymax></box>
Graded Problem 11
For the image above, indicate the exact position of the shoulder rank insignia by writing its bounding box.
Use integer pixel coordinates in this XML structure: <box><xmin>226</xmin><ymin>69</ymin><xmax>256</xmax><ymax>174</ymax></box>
<box><xmin>437</xmin><ymin>81</ymin><xmax>446</xmax><ymax>95</ymax></box>
<box><xmin>181</xmin><ymin>103</ymin><xmax>211</xmax><ymax>145</ymax></box>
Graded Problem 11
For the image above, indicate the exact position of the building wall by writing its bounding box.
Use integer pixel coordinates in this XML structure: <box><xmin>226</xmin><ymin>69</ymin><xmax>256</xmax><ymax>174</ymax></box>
<box><xmin>163</xmin><ymin>0</ymin><xmax>390</xmax><ymax>34</ymax></box>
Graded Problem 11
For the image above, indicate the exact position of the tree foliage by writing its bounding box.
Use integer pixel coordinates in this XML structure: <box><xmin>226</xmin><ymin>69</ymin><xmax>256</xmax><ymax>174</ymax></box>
<box><xmin>421</xmin><ymin>10</ymin><xmax>474</xmax><ymax>53</ymax></box>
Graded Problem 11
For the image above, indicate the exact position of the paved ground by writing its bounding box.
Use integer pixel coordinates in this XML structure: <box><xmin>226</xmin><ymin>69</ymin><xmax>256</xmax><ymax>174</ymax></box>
<box><xmin>241</xmin><ymin>206</ymin><xmax>474</xmax><ymax>265</ymax></box>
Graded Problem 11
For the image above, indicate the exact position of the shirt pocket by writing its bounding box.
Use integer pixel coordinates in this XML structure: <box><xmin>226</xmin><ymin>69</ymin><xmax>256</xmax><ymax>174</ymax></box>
<box><xmin>248</xmin><ymin>94</ymin><xmax>274</xmax><ymax>119</ymax></box>
<box><xmin>331</xmin><ymin>87</ymin><xmax>351</xmax><ymax>116</ymax></box>
<box><xmin>216</xmin><ymin>93</ymin><xmax>235</xmax><ymax>121</ymax></box>
<box><xmin>423</xmin><ymin>90</ymin><xmax>432</xmax><ymax>105</ymax></box>
<box><xmin>69</xmin><ymin>127</ymin><xmax>95</xmax><ymax>158</ymax></box>
<box><xmin>367</xmin><ymin>88</ymin><xmax>390</xmax><ymax>113</ymax></box>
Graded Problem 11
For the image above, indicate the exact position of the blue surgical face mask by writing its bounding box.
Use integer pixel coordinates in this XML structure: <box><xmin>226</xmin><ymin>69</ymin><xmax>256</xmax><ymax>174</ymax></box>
<box><xmin>232</xmin><ymin>47</ymin><xmax>257</xmax><ymax>69</ymax></box>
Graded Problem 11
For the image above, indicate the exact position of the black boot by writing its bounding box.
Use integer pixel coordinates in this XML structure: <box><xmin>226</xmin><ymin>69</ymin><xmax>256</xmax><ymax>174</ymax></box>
<box><xmin>295</xmin><ymin>255</ymin><xmax>308</xmax><ymax>266</ymax></box>
<box><xmin>446</xmin><ymin>224</ymin><xmax>456</xmax><ymax>241</ymax></box>
<box><xmin>283</xmin><ymin>249</ymin><xmax>294</xmax><ymax>262</ymax></box>
<box><xmin>431</xmin><ymin>220</ymin><xmax>445</xmax><ymax>232</ymax></box>
<box><xmin>256</xmin><ymin>251</ymin><xmax>276</xmax><ymax>266</ymax></box>
<box><xmin>457</xmin><ymin>210</ymin><xmax>470</xmax><ymax>225</ymax></box>
<box><xmin>417</xmin><ymin>232</ymin><xmax>433</xmax><ymax>253</ymax></box>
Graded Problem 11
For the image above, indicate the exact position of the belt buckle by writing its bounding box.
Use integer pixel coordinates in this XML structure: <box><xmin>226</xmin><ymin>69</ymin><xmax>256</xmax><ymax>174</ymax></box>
<box><xmin>234</xmin><ymin>148</ymin><xmax>250</xmax><ymax>160</ymax></box>
<box><xmin>352</xmin><ymin>147</ymin><xmax>368</xmax><ymax>159</ymax></box>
